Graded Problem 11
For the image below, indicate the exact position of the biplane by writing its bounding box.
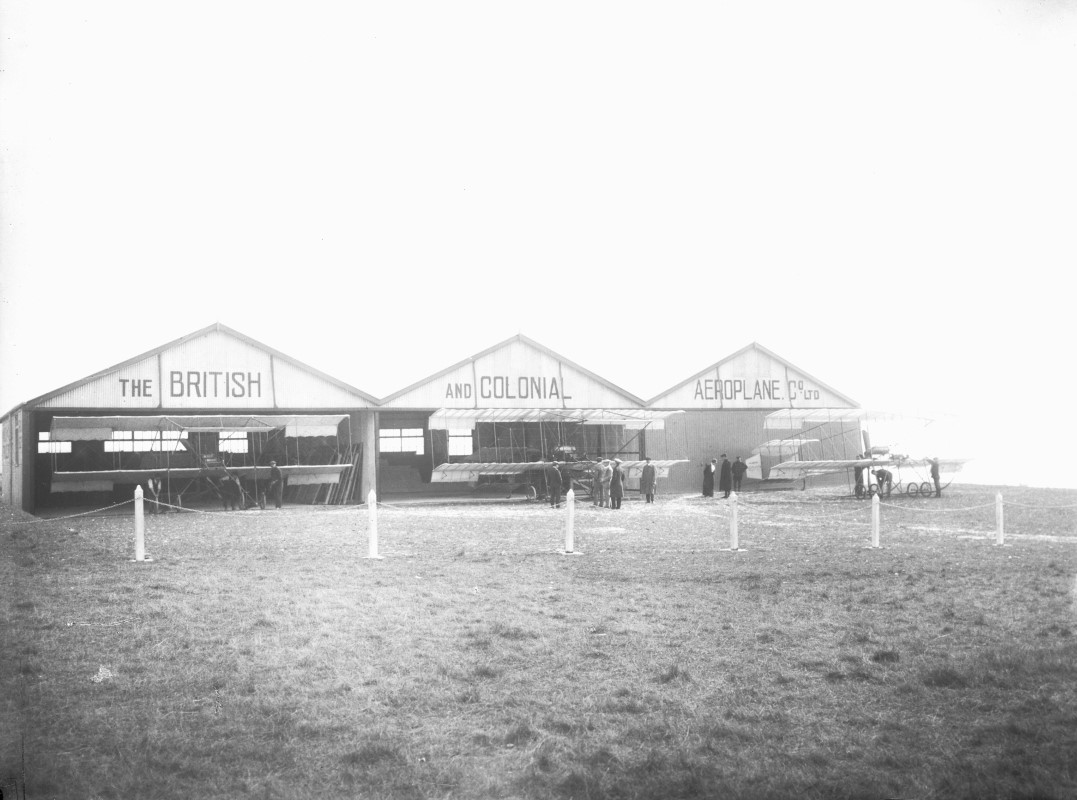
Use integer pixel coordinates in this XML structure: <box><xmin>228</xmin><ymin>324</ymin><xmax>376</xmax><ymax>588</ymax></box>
<box><xmin>45</xmin><ymin>415</ymin><xmax>357</xmax><ymax>508</ymax></box>
<box><xmin>426</xmin><ymin>407</ymin><xmax>688</xmax><ymax>500</ymax></box>
<box><xmin>758</xmin><ymin>408</ymin><xmax>970</xmax><ymax>497</ymax></box>
<box><xmin>431</xmin><ymin>456</ymin><xmax>689</xmax><ymax>500</ymax></box>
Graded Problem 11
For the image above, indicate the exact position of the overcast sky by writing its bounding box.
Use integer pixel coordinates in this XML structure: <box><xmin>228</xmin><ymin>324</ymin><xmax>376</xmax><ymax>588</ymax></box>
<box><xmin>2</xmin><ymin>1</ymin><xmax>1075</xmax><ymax>487</ymax></box>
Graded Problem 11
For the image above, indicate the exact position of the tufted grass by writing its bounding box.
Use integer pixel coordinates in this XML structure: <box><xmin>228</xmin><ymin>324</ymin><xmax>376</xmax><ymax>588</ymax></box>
<box><xmin>2</xmin><ymin>485</ymin><xmax>1076</xmax><ymax>799</ymax></box>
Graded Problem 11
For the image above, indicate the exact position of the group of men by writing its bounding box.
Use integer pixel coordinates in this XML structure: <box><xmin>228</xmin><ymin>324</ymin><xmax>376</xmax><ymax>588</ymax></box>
<box><xmin>543</xmin><ymin>457</ymin><xmax>660</xmax><ymax>509</ymax></box>
<box><xmin>216</xmin><ymin>460</ymin><xmax>284</xmax><ymax>510</ymax></box>
<box><xmin>702</xmin><ymin>455</ymin><xmax>747</xmax><ymax>499</ymax></box>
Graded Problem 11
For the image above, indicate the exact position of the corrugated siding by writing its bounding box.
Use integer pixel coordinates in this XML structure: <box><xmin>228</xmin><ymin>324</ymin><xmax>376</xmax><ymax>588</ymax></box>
<box><xmin>41</xmin><ymin>355</ymin><xmax>161</xmax><ymax>408</ymax></box>
<box><xmin>271</xmin><ymin>358</ymin><xmax>374</xmax><ymax>408</ymax></box>
<box><xmin>646</xmin><ymin>411</ymin><xmax>863</xmax><ymax>492</ymax></box>
<box><xmin>645</xmin><ymin>410</ymin><xmax>771</xmax><ymax>491</ymax></box>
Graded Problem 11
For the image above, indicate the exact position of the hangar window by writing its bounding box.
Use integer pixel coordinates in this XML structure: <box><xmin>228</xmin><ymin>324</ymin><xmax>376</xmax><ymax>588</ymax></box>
<box><xmin>105</xmin><ymin>430</ymin><xmax>188</xmax><ymax>452</ymax></box>
<box><xmin>218</xmin><ymin>431</ymin><xmax>249</xmax><ymax>454</ymax></box>
<box><xmin>379</xmin><ymin>428</ymin><xmax>425</xmax><ymax>455</ymax></box>
<box><xmin>447</xmin><ymin>428</ymin><xmax>474</xmax><ymax>457</ymax></box>
<box><xmin>38</xmin><ymin>432</ymin><xmax>72</xmax><ymax>454</ymax></box>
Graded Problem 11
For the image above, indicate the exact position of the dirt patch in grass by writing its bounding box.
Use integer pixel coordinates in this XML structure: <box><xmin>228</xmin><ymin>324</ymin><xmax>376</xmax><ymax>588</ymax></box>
<box><xmin>3</xmin><ymin>486</ymin><xmax>1076</xmax><ymax>799</ymax></box>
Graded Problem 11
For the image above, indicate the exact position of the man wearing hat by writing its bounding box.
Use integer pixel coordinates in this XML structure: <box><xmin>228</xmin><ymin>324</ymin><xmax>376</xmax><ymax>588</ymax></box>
<box><xmin>591</xmin><ymin>459</ymin><xmax>605</xmax><ymax>506</ymax></box>
<box><xmin>545</xmin><ymin>461</ymin><xmax>563</xmax><ymax>508</ymax></box>
<box><xmin>610</xmin><ymin>459</ymin><xmax>626</xmax><ymax>509</ymax></box>
<box><xmin>930</xmin><ymin>457</ymin><xmax>942</xmax><ymax>498</ymax></box>
<box><xmin>599</xmin><ymin>459</ymin><xmax>613</xmax><ymax>508</ymax></box>
<box><xmin>266</xmin><ymin>460</ymin><xmax>284</xmax><ymax>509</ymax></box>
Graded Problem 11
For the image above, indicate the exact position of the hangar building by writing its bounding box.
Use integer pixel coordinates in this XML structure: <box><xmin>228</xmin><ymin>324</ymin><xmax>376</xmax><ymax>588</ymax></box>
<box><xmin>642</xmin><ymin>342</ymin><xmax>861</xmax><ymax>493</ymax></box>
<box><xmin>1</xmin><ymin>324</ymin><xmax>379</xmax><ymax>513</ymax></box>
<box><xmin>2</xmin><ymin>325</ymin><xmax>859</xmax><ymax>512</ymax></box>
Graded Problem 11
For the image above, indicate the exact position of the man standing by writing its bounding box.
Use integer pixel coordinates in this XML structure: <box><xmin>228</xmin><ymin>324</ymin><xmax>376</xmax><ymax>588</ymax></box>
<box><xmin>267</xmin><ymin>460</ymin><xmax>284</xmax><ymax>509</ymax></box>
<box><xmin>640</xmin><ymin>457</ymin><xmax>657</xmax><ymax>504</ymax></box>
<box><xmin>854</xmin><ymin>455</ymin><xmax>866</xmax><ymax>498</ymax></box>
<box><xmin>600</xmin><ymin>459</ymin><xmax>613</xmax><ymax>508</ymax></box>
<box><xmin>610</xmin><ymin>459</ymin><xmax>625</xmax><ymax>509</ymax></box>
<box><xmin>731</xmin><ymin>456</ymin><xmax>747</xmax><ymax>493</ymax></box>
<box><xmin>545</xmin><ymin>461</ymin><xmax>563</xmax><ymax>508</ymax></box>
<box><xmin>930</xmin><ymin>457</ymin><xmax>942</xmax><ymax>498</ymax></box>
<box><xmin>591</xmin><ymin>459</ymin><xmax>604</xmax><ymax>506</ymax></box>
<box><xmin>719</xmin><ymin>454</ymin><xmax>733</xmax><ymax>499</ymax></box>
<box><xmin>702</xmin><ymin>459</ymin><xmax>716</xmax><ymax>497</ymax></box>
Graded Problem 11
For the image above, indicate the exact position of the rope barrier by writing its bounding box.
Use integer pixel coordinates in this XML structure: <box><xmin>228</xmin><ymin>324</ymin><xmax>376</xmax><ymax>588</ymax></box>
<box><xmin>877</xmin><ymin>500</ymin><xmax>997</xmax><ymax>513</ymax></box>
<box><xmin>66</xmin><ymin>617</ymin><xmax>134</xmax><ymax>627</ymax></box>
<box><xmin>15</xmin><ymin>499</ymin><xmax>136</xmax><ymax>524</ymax></box>
<box><xmin>1001</xmin><ymin>500</ymin><xmax>1077</xmax><ymax>510</ymax></box>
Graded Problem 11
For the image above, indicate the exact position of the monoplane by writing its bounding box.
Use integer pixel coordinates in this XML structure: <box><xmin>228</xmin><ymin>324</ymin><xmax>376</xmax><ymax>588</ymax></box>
<box><xmin>758</xmin><ymin>409</ymin><xmax>970</xmax><ymax>497</ymax></box>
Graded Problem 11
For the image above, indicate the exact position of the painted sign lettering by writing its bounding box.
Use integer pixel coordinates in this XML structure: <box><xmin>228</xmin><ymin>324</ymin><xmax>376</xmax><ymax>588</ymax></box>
<box><xmin>693</xmin><ymin>378</ymin><xmax>783</xmax><ymax>401</ymax></box>
<box><xmin>690</xmin><ymin>377</ymin><xmax>823</xmax><ymax>403</ymax></box>
<box><xmin>169</xmin><ymin>371</ymin><xmax>263</xmax><ymax>399</ymax></box>
<box><xmin>443</xmin><ymin>376</ymin><xmax>572</xmax><ymax>402</ymax></box>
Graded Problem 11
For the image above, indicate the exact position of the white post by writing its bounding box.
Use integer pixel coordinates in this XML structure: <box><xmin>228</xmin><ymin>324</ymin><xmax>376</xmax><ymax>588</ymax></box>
<box><xmin>871</xmin><ymin>493</ymin><xmax>880</xmax><ymax>548</ymax></box>
<box><xmin>729</xmin><ymin>492</ymin><xmax>739</xmax><ymax>551</ymax></box>
<box><xmin>564</xmin><ymin>488</ymin><xmax>576</xmax><ymax>553</ymax></box>
<box><xmin>366</xmin><ymin>489</ymin><xmax>383</xmax><ymax>559</ymax></box>
<box><xmin>134</xmin><ymin>485</ymin><xmax>146</xmax><ymax>561</ymax></box>
<box><xmin>995</xmin><ymin>492</ymin><xmax>1004</xmax><ymax>546</ymax></box>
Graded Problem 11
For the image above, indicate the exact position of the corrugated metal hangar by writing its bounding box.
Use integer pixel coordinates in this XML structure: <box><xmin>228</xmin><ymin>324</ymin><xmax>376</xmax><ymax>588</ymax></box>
<box><xmin>1</xmin><ymin>323</ymin><xmax>860</xmax><ymax>513</ymax></box>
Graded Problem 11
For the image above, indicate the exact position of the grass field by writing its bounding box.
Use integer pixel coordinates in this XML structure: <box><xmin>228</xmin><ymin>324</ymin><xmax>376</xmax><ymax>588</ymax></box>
<box><xmin>3</xmin><ymin>485</ymin><xmax>1076</xmax><ymax>800</ymax></box>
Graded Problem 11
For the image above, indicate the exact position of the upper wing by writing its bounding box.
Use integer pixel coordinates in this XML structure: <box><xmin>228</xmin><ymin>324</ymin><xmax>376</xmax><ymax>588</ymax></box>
<box><xmin>51</xmin><ymin>463</ymin><xmax>352</xmax><ymax>492</ymax></box>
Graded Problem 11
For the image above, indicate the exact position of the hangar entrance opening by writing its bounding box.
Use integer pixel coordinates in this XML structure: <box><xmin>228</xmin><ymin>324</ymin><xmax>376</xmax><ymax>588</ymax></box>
<box><xmin>376</xmin><ymin>408</ymin><xmax>670</xmax><ymax>497</ymax></box>
<box><xmin>35</xmin><ymin>414</ymin><xmax>358</xmax><ymax>510</ymax></box>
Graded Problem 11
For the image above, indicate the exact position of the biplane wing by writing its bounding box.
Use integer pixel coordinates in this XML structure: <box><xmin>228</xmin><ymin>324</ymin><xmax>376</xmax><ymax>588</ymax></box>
<box><xmin>47</xmin><ymin>414</ymin><xmax>352</xmax><ymax>493</ymax></box>
<box><xmin>430</xmin><ymin>460</ymin><xmax>688</xmax><ymax>484</ymax></box>
<box><xmin>767</xmin><ymin>456</ymin><xmax>970</xmax><ymax>482</ymax></box>
<box><xmin>50</xmin><ymin>464</ymin><xmax>353</xmax><ymax>492</ymax></box>
<box><xmin>49</xmin><ymin>414</ymin><xmax>346</xmax><ymax>439</ymax></box>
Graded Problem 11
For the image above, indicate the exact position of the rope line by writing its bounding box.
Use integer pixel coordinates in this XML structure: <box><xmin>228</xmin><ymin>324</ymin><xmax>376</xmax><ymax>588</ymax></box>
<box><xmin>66</xmin><ymin>617</ymin><xmax>134</xmax><ymax>627</ymax></box>
<box><xmin>16</xmin><ymin>500</ymin><xmax>135</xmax><ymax>524</ymax></box>
<box><xmin>878</xmin><ymin>501</ymin><xmax>998</xmax><ymax>513</ymax></box>
<box><xmin>1002</xmin><ymin>501</ymin><xmax>1077</xmax><ymax>510</ymax></box>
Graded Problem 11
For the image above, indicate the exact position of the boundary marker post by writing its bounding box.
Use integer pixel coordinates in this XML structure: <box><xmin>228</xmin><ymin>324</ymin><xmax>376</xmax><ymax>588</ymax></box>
<box><xmin>132</xmin><ymin>486</ymin><xmax>152</xmax><ymax>562</ymax></box>
<box><xmin>563</xmin><ymin>489</ymin><xmax>581</xmax><ymax>555</ymax></box>
<box><xmin>871</xmin><ymin>493</ymin><xmax>880</xmax><ymax>548</ymax></box>
<box><xmin>366</xmin><ymin>489</ymin><xmax>383</xmax><ymax>559</ymax></box>
<box><xmin>730</xmin><ymin>493</ymin><xmax>740</xmax><ymax>551</ymax></box>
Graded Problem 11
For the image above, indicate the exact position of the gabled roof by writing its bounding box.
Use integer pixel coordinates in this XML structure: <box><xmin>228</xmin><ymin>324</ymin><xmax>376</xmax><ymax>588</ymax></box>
<box><xmin>379</xmin><ymin>333</ymin><xmax>646</xmax><ymax>407</ymax></box>
<box><xmin>18</xmin><ymin>322</ymin><xmax>379</xmax><ymax>410</ymax></box>
<box><xmin>646</xmin><ymin>341</ymin><xmax>858</xmax><ymax>408</ymax></box>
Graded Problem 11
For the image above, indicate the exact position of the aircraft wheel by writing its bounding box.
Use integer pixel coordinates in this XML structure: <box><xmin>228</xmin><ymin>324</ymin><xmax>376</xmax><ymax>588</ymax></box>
<box><xmin>920</xmin><ymin>481</ymin><xmax>934</xmax><ymax>496</ymax></box>
<box><xmin>906</xmin><ymin>483</ymin><xmax>919</xmax><ymax>496</ymax></box>
<box><xmin>868</xmin><ymin>484</ymin><xmax>879</xmax><ymax>497</ymax></box>
<box><xmin>855</xmin><ymin>485</ymin><xmax>865</xmax><ymax>499</ymax></box>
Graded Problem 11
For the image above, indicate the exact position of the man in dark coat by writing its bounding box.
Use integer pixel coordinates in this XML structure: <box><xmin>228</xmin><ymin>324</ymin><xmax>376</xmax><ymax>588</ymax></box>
<box><xmin>702</xmin><ymin>459</ymin><xmax>716</xmax><ymax>497</ymax></box>
<box><xmin>731</xmin><ymin>456</ymin><xmax>747</xmax><ymax>492</ymax></box>
<box><xmin>930</xmin><ymin>458</ymin><xmax>942</xmax><ymax>498</ymax></box>
<box><xmin>853</xmin><ymin>455</ymin><xmax>866</xmax><ymax>498</ymax></box>
<box><xmin>640</xmin><ymin>457</ymin><xmax>658</xmax><ymax>504</ymax></box>
<box><xmin>719</xmin><ymin>454</ymin><xmax>733</xmax><ymax>499</ymax></box>
<box><xmin>610</xmin><ymin>459</ymin><xmax>625</xmax><ymax>509</ymax></box>
<box><xmin>545</xmin><ymin>461</ymin><xmax>563</xmax><ymax>508</ymax></box>
<box><xmin>872</xmin><ymin>468</ymin><xmax>893</xmax><ymax>497</ymax></box>
<box><xmin>266</xmin><ymin>461</ymin><xmax>284</xmax><ymax>509</ymax></box>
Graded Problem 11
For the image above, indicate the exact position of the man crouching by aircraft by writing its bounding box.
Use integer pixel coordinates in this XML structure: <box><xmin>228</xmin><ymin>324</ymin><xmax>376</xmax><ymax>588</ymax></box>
<box><xmin>871</xmin><ymin>468</ymin><xmax>893</xmax><ymax>497</ymax></box>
